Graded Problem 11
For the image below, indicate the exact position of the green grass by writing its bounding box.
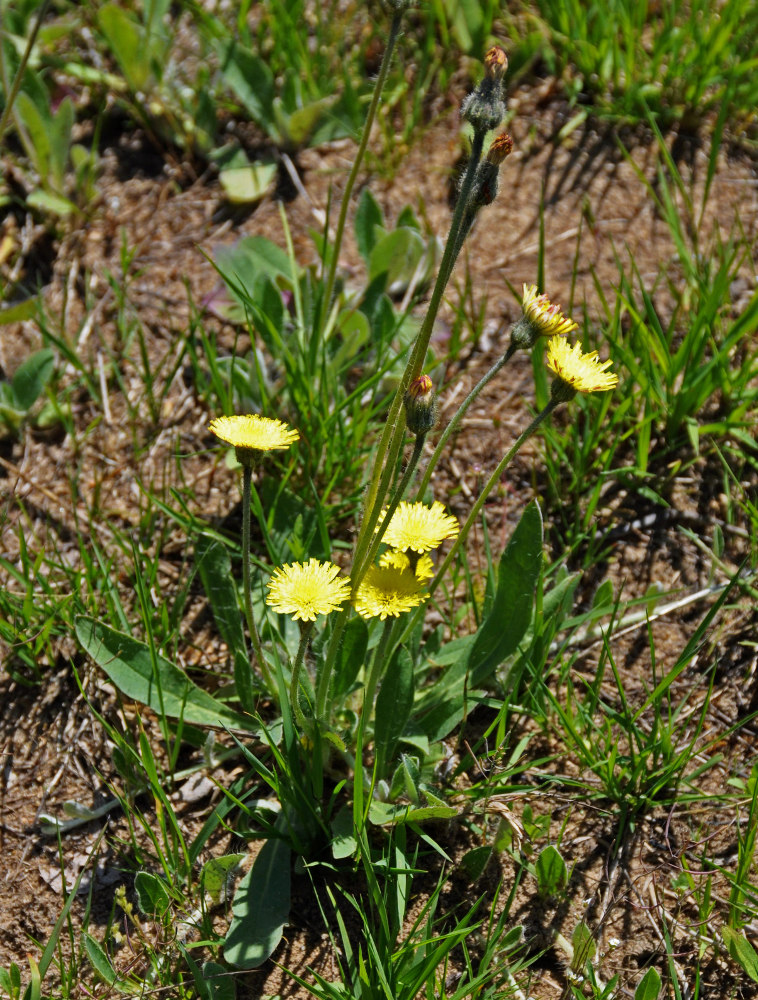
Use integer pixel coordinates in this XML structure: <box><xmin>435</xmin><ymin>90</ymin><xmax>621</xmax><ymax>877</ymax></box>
<box><xmin>1</xmin><ymin>2</ymin><xmax>758</xmax><ymax>999</ymax></box>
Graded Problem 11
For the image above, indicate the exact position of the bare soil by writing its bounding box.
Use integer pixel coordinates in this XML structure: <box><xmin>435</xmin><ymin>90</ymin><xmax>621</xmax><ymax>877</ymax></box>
<box><xmin>1</xmin><ymin>82</ymin><xmax>758</xmax><ymax>998</ymax></box>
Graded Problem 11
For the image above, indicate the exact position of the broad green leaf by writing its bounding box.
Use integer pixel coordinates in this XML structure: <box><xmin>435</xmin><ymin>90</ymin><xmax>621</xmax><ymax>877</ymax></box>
<box><xmin>369</xmin><ymin>228</ymin><xmax>425</xmax><ymax>288</ymax></box>
<box><xmin>468</xmin><ymin>500</ymin><xmax>543</xmax><ymax>686</ymax></box>
<box><xmin>331</xmin><ymin>806</ymin><xmax>357</xmax><ymax>860</ymax></box>
<box><xmin>25</xmin><ymin>189</ymin><xmax>77</xmax><ymax>216</ymax></box>
<box><xmin>82</xmin><ymin>933</ymin><xmax>117</xmax><ymax>987</ymax></box>
<box><xmin>219</xmin><ymin>158</ymin><xmax>277</xmax><ymax>204</ymax></box>
<box><xmin>214</xmin><ymin>38</ymin><xmax>275</xmax><ymax>132</ymax></box>
<box><xmin>275</xmin><ymin>94</ymin><xmax>336</xmax><ymax>149</ymax></box>
<box><xmin>49</xmin><ymin>95</ymin><xmax>74</xmax><ymax>190</ymax></box>
<box><xmin>201</xmin><ymin>854</ymin><xmax>245</xmax><ymax>905</ymax></box>
<box><xmin>202</xmin><ymin>961</ymin><xmax>235</xmax><ymax>1000</ymax></box>
<box><xmin>15</xmin><ymin>91</ymin><xmax>51</xmax><ymax>180</ymax></box>
<box><xmin>194</xmin><ymin>536</ymin><xmax>254</xmax><ymax>714</ymax></box>
<box><xmin>374</xmin><ymin>646</ymin><xmax>414</xmax><ymax>778</ymax></box>
<box><xmin>535</xmin><ymin>844</ymin><xmax>568</xmax><ymax>897</ymax></box>
<box><xmin>460</xmin><ymin>845</ymin><xmax>492</xmax><ymax>881</ymax></box>
<box><xmin>215</xmin><ymin>236</ymin><xmax>295</xmax><ymax>312</ymax></box>
<box><xmin>368</xmin><ymin>800</ymin><xmax>458</xmax><ymax>826</ymax></box>
<box><xmin>11</xmin><ymin>348</ymin><xmax>54</xmax><ymax>412</ymax></box>
<box><xmin>97</xmin><ymin>4</ymin><xmax>148</xmax><ymax>91</ymax></box>
<box><xmin>355</xmin><ymin>187</ymin><xmax>384</xmax><ymax>263</ymax></box>
<box><xmin>75</xmin><ymin>616</ymin><xmax>252</xmax><ymax>729</ymax></box>
<box><xmin>134</xmin><ymin>871</ymin><xmax>171</xmax><ymax>917</ymax></box>
<box><xmin>224</xmin><ymin>838</ymin><xmax>291</xmax><ymax>969</ymax></box>
<box><xmin>331</xmin><ymin>616</ymin><xmax>368</xmax><ymax>701</ymax></box>
<box><xmin>0</xmin><ymin>299</ymin><xmax>37</xmax><ymax>325</ymax></box>
<box><xmin>635</xmin><ymin>966</ymin><xmax>662</xmax><ymax>1000</ymax></box>
<box><xmin>722</xmin><ymin>926</ymin><xmax>758</xmax><ymax>983</ymax></box>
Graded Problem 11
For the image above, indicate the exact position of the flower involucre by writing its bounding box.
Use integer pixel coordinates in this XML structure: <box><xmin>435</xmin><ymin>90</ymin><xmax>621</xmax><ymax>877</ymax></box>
<box><xmin>353</xmin><ymin>564</ymin><xmax>427</xmax><ymax>620</ymax></box>
<box><xmin>209</xmin><ymin>414</ymin><xmax>299</xmax><ymax>452</ymax></box>
<box><xmin>378</xmin><ymin>501</ymin><xmax>459</xmax><ymax>554</ymax></box>
<box><xmin>266</xmin><ymin>559</ymin><xmax>351</xmax><ymax>622</ymax></box>
<box><xmin>379</xmin><ymin>549</ymin><xmax>435</xmax><ymax>582</ymax></box>
<box><xmin>522</xmin><ymin>285</ymin><xmax>577</xmax><ymax>339</ymax></box>
<box><xmin>546</xmin><ymin>336</ymin><xmax>619</xmax><ymax>394</ymax></box>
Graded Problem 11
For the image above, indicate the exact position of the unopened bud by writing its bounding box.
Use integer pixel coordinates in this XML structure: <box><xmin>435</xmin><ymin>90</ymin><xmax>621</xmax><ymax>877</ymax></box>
<box><xmin>487</xmin><ymin>132</ymin><xmax>513</xmax><ymax>165</ymax></box>
<box><xmin>404</xmin><ymin>374</ymin><xmax>438</xmax><ymax>436</ymax></box>
<box><xmin>484</xmin><ymin>46</ymin><xmax>508</xmax><ymax>80</ymax></box>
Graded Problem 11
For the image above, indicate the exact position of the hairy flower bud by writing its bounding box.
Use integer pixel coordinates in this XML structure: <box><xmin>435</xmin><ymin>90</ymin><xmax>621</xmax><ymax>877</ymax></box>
<box><xmin>484</xmin><ymin>46</ymin><xmax>508</xmax><ymax>80</ymax></box>
<box><xmin>404</xmin><ymin>374</ymin><xmax>438</xmax><ymax>436</ymax></box>
<box><xmin>487</xmin><ymin>132</ymin><xmax>513</xmax><ymax>165</ymax></box>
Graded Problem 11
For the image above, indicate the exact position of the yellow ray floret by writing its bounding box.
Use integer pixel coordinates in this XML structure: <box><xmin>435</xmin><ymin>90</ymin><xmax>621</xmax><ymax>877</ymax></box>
<box><xmin>209</xmin><ymin>414</ymin><xmax>300</xmax><ymax>451</ymax></box>
<box><xmin>378</xmin><ymin>501</ymin><xmax>459</xmax><ymax>554</ymax></box>
<box><xmin>353</xmin><ymin>564</ymin><xmax>427</xmax><ymax>620</ymax></box>
<box><xmin>546</xmin><ymin>336</ymin><xmax>619</xmax><ymax>393</ymax></box>
<box><xmin>522</xmin><ymin>284</ymin><xmax>577</xmax><ymax>338</ymax></box>
<box><xmin>266</xmin><ymin>559</ymin><xmax>351</xmax><ymax>622</ymax></box>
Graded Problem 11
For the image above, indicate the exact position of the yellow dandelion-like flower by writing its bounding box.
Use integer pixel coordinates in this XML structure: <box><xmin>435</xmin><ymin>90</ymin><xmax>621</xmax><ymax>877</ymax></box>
<box><xmin>545</xmin><ymin>336</ymin><xmax>619</xmax><ymax>395</ymax></box>
<box><xmin>353</xmin><ymin>564</ymin><xmax>427</xmax><ymax>620</ymax></box>
<box><xmin>379</xmin><ymin>549</ymin><xmax>435</xmax><ymax>582</ymax></box>
<box><xmin>209</xmin><ymin>414</ymin><xmax>299</xmax><ymax>452</ymax></box>
<box><xmin>521</xmin><ymin>284</ymin><xmax>577</xmax><ymax>339</ymax></box>
<box><xmin>266</xmin><ymin>559</ymin><xmax>351</xmax><ymax>622</ymax></box>
<box><xmin>377</xmin><ymin>501</ymin><xmax>459</xmax><ymax>554</ymax></box>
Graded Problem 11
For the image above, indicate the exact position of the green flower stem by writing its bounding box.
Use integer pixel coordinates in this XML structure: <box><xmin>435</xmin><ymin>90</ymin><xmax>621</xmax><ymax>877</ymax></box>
<box><xmin>416</xmin><ymin>342</ymin><xmax>519</xmax><ymax>500</ymax></box>
<box><xmin>353</xmin><ymin>433</ymin><xmax>426</xmax><ymax>587</ymax></box>
<box><xmin>352</xmin><ymin>131</ymin><xmax>487</xmax><ymax>586</ymax></box>
<box><xmin>355</xmin><ymin>617</ymin><xmax>395</xmax><ymax>753</ymax></box>
<box><xmin>428</xmin><ymin>397</ymin><xmax>561</xmax><ymax>597</ymax></box>
<box><xmin>241</xmin><ymin>464</ymin><xmax>271</xmax><ymax>691</ymax></box>
<box><xmin>320</xmin><ymin>9</ymin><xmax>403</xmax><ymax>334</ymax></box>
<box><xmin>290</xmin><ymin>622</ymin><xmax>315</xmax><ymax>732</ymax></box>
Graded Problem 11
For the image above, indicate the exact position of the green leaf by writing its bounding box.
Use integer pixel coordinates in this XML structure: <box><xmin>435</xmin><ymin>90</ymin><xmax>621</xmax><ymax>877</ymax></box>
<box><xmin>134</xmin><ymin>871</ymin><xmax>171</xmax><ymax>917</ymax></box>
<box><xmin>571</xmin><ymin>920</ymin><xmax>596</xmax><ymax>965</ymax></box>
<box><xmin>368</xmin><ymin>801</ymin><xmax>458</xmax><ymax>826</ymax></box>
<box><xmin>202</xmin><ymin>961</ymin><xmax>235</xmax><ymax>1000</ymax></box>
<box><xmin>194</xmin><ymin>536</ymin><xmax>254</xmax><ymax>714</ymax></box>
<box><xmin>634</xmin><ymin>966</ymin><xmax>662</xmax><ymax>1000</ymax></box>
<box><xmin>75</xmin><ymin>616</ymin><xmax>252</xmax><ymax>729</ymax></box>
<box><xmin>201</xmin><ymin>854</ymin><xmax>245</xmax><ymax>904</ymax></box>
<box><xmin>217</xmin><ymin>150</ymin><xmax>277</xmax><ymax>204</ymax></box>
<box><xmin>15</xmin><ymin>90</ymin><xmax>51</xmax><ymax>180</ymax></box>
<box><xmin>275</xmin><ymin>95</ymin><xmax>336</xmax><ymax>149</ymax></box>
<box><xmin>11</xmin><ymin>348</ymin><xmax>54</xmax><ymax>412</ymax></box>
<box><xmin>331</xmin><ymin>806</ymin><xmax>357</xmax><ymax>860</ymax></box>
<box><xmin>460</xmin><ymin>845</ymin><xmax>492</xmax><ymax>881</ymax></box>
<box><xmin>468</xmin><ymin>500</ymin><xmax>543</xmax><ymax>686</ymax></box>
<box><xmin>369</xmin><ymin>228</ymin><xmax>425</xmax><ymax>288</ymax></box>
<box><xmin>0</xmin><ymin>299</ymin><xmax>37</xmax><ymax>325</ymax></box>
<box><xmin>214</xmin><ymin>38</ymin><xmax>275</xmax><ymax>133</ymax></box>
<box><xmin>97</xmin><ymin>3</ymin><xmax>149</xmax><ymax>91</ymax></box>
<box><xmin>25</xmin><ymin>189</ymin><xmax>78</xmax><ymax>216</ymax></box>
<box><xmin>355</xmin><ymin>188</ymin><xmax>384</xmax><ymax>263</ymax></box>
<box><xmin>82</xmin><ymin>933</ymin><xmax>117</xmax><ymax>986</ymax></box>
<box><xmin>331</xmin><ymin>616</ymin><xmax>368</xmax><ymax>701</ymax></box>
<box><xmin>535</xmin><ymin>844</ymin><xmax>568</xmax><ymax>897</ymax></box>
<box><xmin>374</xmin><ymin>646</ymin><xmax>414</xmax><ymax>778</ymax></box>
<box><xmin>723</xmin><ymin>926</ymin><xmax>758</xmax><ymax>983</ymax></box>
<box><xmin>224</xmin><ymin>838</ymin><xmax>291</xmax><ymax>969</ymax></box>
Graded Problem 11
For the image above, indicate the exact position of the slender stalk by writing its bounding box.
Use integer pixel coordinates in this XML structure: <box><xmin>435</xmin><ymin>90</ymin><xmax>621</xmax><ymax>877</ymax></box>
<box><xmin>352</xmin><ymin>131</ymin><xmax>487</xmax><ymax>585</ymax></box>
<box><xmin>320</xmin><ymin>9</ymin><xmax>403</xmax><ymax>332</ymax></box>
<box><xmin>290</xmin><ymin>623</ymin><xmax>315</xmax><ymax>731</ymax></box>
<box><xmin>416</xmin><ymin>342</ymin><xmax>519</xmax><ymax>499</ymax></box>
<box><xmin>429</xmin><ymin>398</ymin><xmax>561</xmax><ymax>596</ymax></box>
<box><xmin>241</xmin><ymin>464</ymin><xmax>271</xmax><ymax>690</ymax></box>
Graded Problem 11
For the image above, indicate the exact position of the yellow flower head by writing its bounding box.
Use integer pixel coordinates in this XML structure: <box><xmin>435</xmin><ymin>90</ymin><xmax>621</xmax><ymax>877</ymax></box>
<box><xmin>353</xmin><ymin>564</ymin><xmax>427</xmax><ymax>620</ymax></box>
<box><xmin>378</xmin><ymin>501</ymin><xmax>459</xmax><ymax>554</ymax></box>
<box><xmin>266</xmin><ymin>559</ymin><xmax>351</xmax><ymax>622</ymax></box>
<box><xmin>546</xmin><ymin>336</ymin><xmax>619</xmax><ymax>397</ymax></box>
<box><xmin>521</xmin><ymin>285</ymin><xmax>577</xmax><ymax>339</ymax></box>
<box><xmin>378</xmin><ymin>549</ymin><xmax>435</xmax><ymax>582</ymax></box>
<box><xmin>209</xmin><ymin>415</ymin><xmax>299</xmax><ymax>458</ymax></box>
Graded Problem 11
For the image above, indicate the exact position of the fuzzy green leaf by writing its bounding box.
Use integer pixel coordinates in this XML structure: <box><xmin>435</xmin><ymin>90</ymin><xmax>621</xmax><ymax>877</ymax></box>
<box><xmin>224</xmin><ymin>838</ymin><xmax>291</xmax><ymax>969</ymax></box>
<box><xmin>634</xmin><ymin>966</ymin><xmax>662</xmax><ymax>1000</ymax></box>
<box><xmin>374</xmin><ymin>646</ymin><xmax>414</xmax><ymax>778</ymax></box>
<box><xmin>722</xmin><ymin>926</ymin><xmax>758</xmax><ymax>983</ymax></box>
<box><xmin>75</xmin><ymin>616</ymin><xmax>252</xmax><ymax>729</ymax></box>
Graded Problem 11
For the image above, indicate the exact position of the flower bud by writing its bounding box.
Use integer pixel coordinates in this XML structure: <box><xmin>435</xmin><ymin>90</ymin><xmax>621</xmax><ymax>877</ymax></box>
<box><xmin>404</xmin><ymin>374</ymin><xmax>438</xmax><ymax>436</ymax></box>
<box><xmin>487</xmin><ymin>132</ymin><xmax>513</xmax><ymax>165</ymax></box>
<box><xmin>484</xmin><ymin>46</ymin><xmax>508</xmax><ymax>80</ymax></box>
